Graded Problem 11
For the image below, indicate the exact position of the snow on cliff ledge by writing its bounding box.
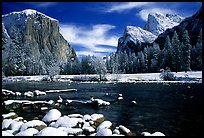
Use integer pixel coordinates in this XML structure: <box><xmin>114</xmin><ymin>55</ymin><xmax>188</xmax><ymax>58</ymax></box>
<box><xmin>144</xmin><ymin>12</ymin><xmax>184</xmax><ymax>36</ymax></box>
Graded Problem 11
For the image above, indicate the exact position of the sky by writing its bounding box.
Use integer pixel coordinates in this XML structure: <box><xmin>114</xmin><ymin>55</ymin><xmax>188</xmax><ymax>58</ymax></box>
<box><xmin>2</xmin><ymin>2</ymin><xmax>202</xmax><ymax>58</ymax></box>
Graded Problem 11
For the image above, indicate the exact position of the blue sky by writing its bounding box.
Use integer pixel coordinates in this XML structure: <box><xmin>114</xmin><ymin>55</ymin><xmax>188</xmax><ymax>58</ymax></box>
<box><xmin>2</xmin><ymin>2</ymin><xmax>202</xmax><ymax>58</ymax></box>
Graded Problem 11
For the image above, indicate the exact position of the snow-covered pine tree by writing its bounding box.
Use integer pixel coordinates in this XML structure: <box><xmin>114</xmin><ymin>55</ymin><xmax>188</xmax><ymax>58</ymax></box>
<box><xmin>181</xmin><ymin>30</ymin><xmax>191</xmax><ymax>72</ymax></box>
<box><xmin>171</xmin><ymin>31</ymin><xmax>181</xmax><ymax>72</ymax></box>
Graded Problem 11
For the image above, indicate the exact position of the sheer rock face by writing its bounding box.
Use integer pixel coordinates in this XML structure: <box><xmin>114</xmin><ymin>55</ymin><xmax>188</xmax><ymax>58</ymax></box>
<box><xmin>144</xmin><ymin>12</ymin><xmax>184</xmax><ymax>36</ymax></box>
<box><xmin>117</xmin><ymin>26</ymin><xmax>157</xmax><ymax>53</ymax></box>
<box><xmin>2</xmin><ymin>9</ymin><xmax>77</xmax><ymax>75</ymax></box>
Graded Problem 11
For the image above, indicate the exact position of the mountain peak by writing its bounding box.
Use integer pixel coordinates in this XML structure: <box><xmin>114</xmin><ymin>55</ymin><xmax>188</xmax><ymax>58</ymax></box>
<box><xmin>144</xmin><ymin>12</ymin><xmax>184</xmax><ymax>36</ymax></box>
<box><xmin>3</xmin><ymin>9</ymin><xmax>57</xmax><ymax>21</ymax></box>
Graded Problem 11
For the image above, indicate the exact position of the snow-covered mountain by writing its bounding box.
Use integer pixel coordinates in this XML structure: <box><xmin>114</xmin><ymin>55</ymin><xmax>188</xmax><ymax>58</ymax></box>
<box><xmin>2</xmin><ymin>9</ymin><xmax>77</xmax><ymax>76</ymax></box>
<box><xmin>144</xmin><ymin>12</ymin><xmax>184</xmax><ymax>36</ymax></box>
<box><xmin>117</xmin><ymin>26</ymin><xmax>157</xmax><ymax>53</ymax></box>
<box><xmin>155</xmin><ymin>6</ymin><xmax>202</xmax><ymax>49</ymax></box>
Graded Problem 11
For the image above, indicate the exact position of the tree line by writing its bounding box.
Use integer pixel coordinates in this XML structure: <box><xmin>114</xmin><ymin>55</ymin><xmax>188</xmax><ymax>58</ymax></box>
<box><xmin>106</xmin><ymin>29</ymin><xmax>202</xmax><ymax>74</ymax></box>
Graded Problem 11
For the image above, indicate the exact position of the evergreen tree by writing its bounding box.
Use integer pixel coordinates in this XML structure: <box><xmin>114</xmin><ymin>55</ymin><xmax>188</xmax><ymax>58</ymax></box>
<box><xmin>196</xmin><ymin>28</ymin><xmax>202</xmax><ymax>69</ymax></box>
<box><xmin>150</xmin><ymin>42</ymin><xmax>161</xmax><ymax>72</ymax></box>
<box><xmin>181</xmin><ymin>30</ymin><xmax>191</xmax><ymax>72</ymax></box>
<box><xmin>138</xmin><ymin>51</ymin><xmax>145</xmax><ymax>72</ymax></box>
<box><xmin>171</xmin><ymin>31</ymin><xmax>181</xmax><ymax>72</ymax></box>
<box><xmin>143</xmin><ymin>47</ymin><xmax>149</xmax><ymax>72</ymax></box>
<box><xmin>163</xmin><ymin>35</ymin><xmax>173</xmax><ymax>70</ymax></box>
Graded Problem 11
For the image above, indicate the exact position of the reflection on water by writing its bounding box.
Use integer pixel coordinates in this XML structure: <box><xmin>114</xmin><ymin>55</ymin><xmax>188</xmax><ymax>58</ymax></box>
<box><xmin>2</xmin><ymin>81</ymin><xmax>203</xmax><ymax>136</ymax></box>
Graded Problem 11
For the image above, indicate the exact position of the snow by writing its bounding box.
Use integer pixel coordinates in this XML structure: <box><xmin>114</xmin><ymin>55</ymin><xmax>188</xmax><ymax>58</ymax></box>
<box><xmin>2</xmin><ymin>112</ymin><xmax>16</xmax><ymax>119</ymax></box>
<box><xmin>119</xmin><ymin>125</ymin><xmax>131</xmax><ymax>134</ymax></box>
<box><xmin>4</xmin><ymin>100</ymin><xmax>52</xmax><ymax>106</ymax></box>
<box><xmin>15</xmin><ymin>128</ymin><xmax>39</xmax><ymax>136</ymax></box>
<box><xmin>89</xmin><ymin>97</ymin><xmax>110</xmax><ymax>106</ymax></box>
<box><xmin>19</xmin><ymin>120</ymin><xmax>47</xmax><ymax>131</ymax></box>
<box><xmin>2</xmin><ymin>131</ymin><xmax>14</xmax><ymax>136</ymax></box>
<box><xmin>52</xmin><ymin>116</ymin><xmax>82</xmax><ymax>128</ymax></box>
<box><xmin>97</xmin><ymin>121</ymin><xmax>112</xmax><ymax>131</ymax></box>
<box><xmin>8</xmin><ymin>121</ymin><xmax>24</xmax><ymax>132</ymax></box>
<box><xmin>42</xmin><ymin>109</ymin><xmax>61</xmax><ymax>123</ymax></box>
<box><xmin>59</xmin><ymin>127</ymin><xmax>83</xmax><ymax>135</ymax></box>
<box><xmin>95</xmin><ymin>128</ymin><xmax>112</xmax><ymax>136</ymax></box>
<box><xmin>3</xmin><ymin>9</ymin><xmax>58</xmax><ymax>21</ymax></box>
<box><xmin>141</xmin><ymin>131</ymin><xmax>165</xmax><ymax>136</ymax></box>
<box><xmin>33</xmin><ymin>90</ymin><xmax>46</xmax><ymax>95</ymax></box>
<box><xmin>41</xmin><ymin>107</ymin><xmax>48</xmax><ymax>111</ymax></box>
<box><xmin>83</xmin><ymin>114</ymin><xmax>92</xmax><ymax>121</ymax></box>
<box><xmin>91</xmin><ymin>114</ymin><xmax>104</xmax><ymax>121</ymax></box>
<box><xmin>82</xmin><ymin>126</ymin><xmax>95</xmax><ymax>133</ymax></box>
<box><xmin>2</xmin><ymin>119</ymin><xmax>15</xmax><ymax>129</ymax></box>
<box><xmin>36</xmin><ymin>127</ymin><xmax>67</xmax><ymax>136</ymax></box>
<box><xmin>144</xmin><ymin>12</ymin><xmax>184</xmax><ymax>36</ymax></box>
<box><xmin>124</xmin><ymin>26</ymin><xmax>157</xmax><ymax>45</ymax></box>
<box><xmin>45</xmin><ymin>89</ymin><xmax>77</xmax><ymax>93</ymax></box>
<box><xmin>68</xmin><ymin>114</ymin><xmax>83</xmax><ymax>118</ymax></box>
<box><xmin>2</xmin><ymin>71</ymin><xmax>201</xmax><ymax>83</ymax></box>
<box><xmin>24</xmin><ymin>91</ymin><xmax>34</xmax><ymax>97</ymax></box>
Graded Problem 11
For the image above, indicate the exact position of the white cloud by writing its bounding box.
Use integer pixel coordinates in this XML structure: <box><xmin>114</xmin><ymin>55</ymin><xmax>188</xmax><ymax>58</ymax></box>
<box><xmin>137</xmin><ymin>8</ymin><xmax>178</xmax><ymax>21</ymax></box>
<box><xmin>26</xmin><ymin>2</ymin><xmax>58</xmax><ymax>8</ymax></box>
<box><xmin>59</xmin><ymin>24</ymin><xmax>119</xmax><ymax>57</ymax></box>
<box><xmin>106</xmin><ymin>2</ymin><xmax>152</xmax><ymax>13</ymax></box>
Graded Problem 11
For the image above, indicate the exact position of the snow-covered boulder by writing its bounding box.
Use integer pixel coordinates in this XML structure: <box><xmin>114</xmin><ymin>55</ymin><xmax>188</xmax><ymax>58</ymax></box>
<box><xmin>91</xmin><ymin>113</ymin><xmax>105</xmax><ymax>126</ymax></box>
<box><xmin>96</xmin><ymin>121</ymin><xmax>112</xmax><ymax>131</ymax></box>
<box><xmin>95</xmin><ymin>128</ymin><xmax>112</xmax><ymax>136</ymax></box>
<box><xmin>36</xmin><ymin>127</ymin><xmax>67</xmax><ymax>136</ymax></box>
<box><xmin>2</xmin><ymin>89</ymin><xmax>15</xmax><ymax>96</ymax></box>
<box><xmin>141</xmin><ymin>131</ymin><xmax>165</xmax><ymax>136</ymax></box>
<box><xmin>2</xmin><ymin>119</ymin><xmax>15</xmax><ymax>129</ymax></box>
<box><xmin>68</xmin><ymin>114</ymin><xmax>83</xmax><ymax>118</ymax></box>
<box><xmin>15</xmin><ymin>128</ymin><xmax>39</xmax><ymax>136</ymax></box>
<box><xmin>89</xmin><ymin>97</ymin><xmax>110</xmax><ymax>106</ymax></box>
<box><xmin>24</xmin><ymin>91</ymin><xmax>34</xmax><ymax>97</ymax></box>
<box><xmin>2</xmin><ymin>112</ymin><xmax>17</xmax><ymax>119</ymax></box>
<box><xmin>118</xmin><ymin>125</ymin><xmax>133</xmax><ymax>136</ymax></box>
<box><xmin>83</xmin><ymin>114</ymin><xmax>92</xmax><ymax>121</ymax></box>
<box><xmin>19</xmin><ymin>120</ymin><xmax>47</xmax><ymax>131</ymax></box>
<box><xmin>58</xmin><ymin>127</ymin><xmax>83</xmax><ymax>136</ymax></box>
<box><xmin>52</xmin><ymin>116</ymin><xmax>82</xmax><ymax>128</ymax></box>
<box><xmin>8</xmin><ymin>121</ymin><xmax>24</xmax><ymax>132</ymax></box>
<box><xmin>42</xmin><ymin>109</ymin><xmax>61</xmax><ymax>123</ymax></box>
<box><xmin>33</xmin><ymin>90</ymin><xmax>46</xmax><ymax>96</ymax></box>
<box><xmin>2</xmin><ymin>131</ymin><xmax>14</xmax><ymax>136</ymax></box>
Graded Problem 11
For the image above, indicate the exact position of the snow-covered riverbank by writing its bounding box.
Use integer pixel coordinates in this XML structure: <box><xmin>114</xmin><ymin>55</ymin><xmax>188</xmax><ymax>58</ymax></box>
<box><xmin>2</xmin><ymin>71</ymin><xmax>202</xmax><ymax>83</ymax></box>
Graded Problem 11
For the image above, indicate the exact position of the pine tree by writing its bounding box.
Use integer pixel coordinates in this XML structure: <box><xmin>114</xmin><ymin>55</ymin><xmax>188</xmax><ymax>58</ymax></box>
<box><xmin>150</xmin><ymin>42</ymin><xmax>161</xmax><ymax>72</ymax></box>
<box><xmin>196</xmin><ymin>28</ymin><xmax>202</xmax><ymax>69</ymax></box>
<box><xmin>163</xmin><ymin>35</ymin><xmax>173</xmax><ymax>70</ymax></box>
<box><xmin>171</xmin><ymin>31</ymin><xmax>181</xmax><ymax>72</ymax></box>
<box><xmin>143</xmin><ymin>47</ymin><xmax>149</xmax><ymax>72</ymax></box>
<box><xmin>138</xmin><ymin>51</ymin><xmax>145</xmax><ymax>72</ymax></box>
<box><xmin>181</xmin><ymin>30</ymin><xmax>191</xmax><ymax>72</ymax></box>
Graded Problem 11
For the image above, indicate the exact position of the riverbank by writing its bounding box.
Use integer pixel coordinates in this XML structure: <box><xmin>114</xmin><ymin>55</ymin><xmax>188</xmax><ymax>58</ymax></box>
<box><xmin>2</xmin><ymin>71</ymin><xmax>202</xmax><ymax>83</ymax></box>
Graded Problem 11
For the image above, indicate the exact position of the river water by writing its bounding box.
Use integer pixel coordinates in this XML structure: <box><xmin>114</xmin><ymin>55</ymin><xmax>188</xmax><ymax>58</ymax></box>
<box><xmin>2</xmin><ymin>81</ymin><xmax>203</xmax><ymax>136</ymax></box>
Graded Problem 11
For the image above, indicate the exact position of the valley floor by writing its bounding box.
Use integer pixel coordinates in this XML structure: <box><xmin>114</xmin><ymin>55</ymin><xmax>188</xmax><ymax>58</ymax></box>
<box><xmin>2</xmin><ymin>71</ymin><xmax>202</xmax><ymax>83</ymax></box>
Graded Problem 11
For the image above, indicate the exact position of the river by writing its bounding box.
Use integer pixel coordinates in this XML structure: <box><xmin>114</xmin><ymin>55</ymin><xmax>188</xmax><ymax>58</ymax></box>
<box><xmin>2</xmin><ymin>81</ymin><xmax>203</xmax><ymax>136</ymax></box>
